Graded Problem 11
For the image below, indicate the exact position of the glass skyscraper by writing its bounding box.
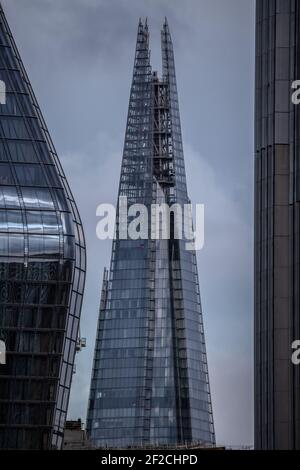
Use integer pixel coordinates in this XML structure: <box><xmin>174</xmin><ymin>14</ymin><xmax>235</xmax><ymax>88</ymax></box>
<box><xmin>87</xmin><ymin>19</ymin><xmax>215</xmax><ymax>448</ymax></box>
<box><xmin>0</xmin><ymin>5</ymin><xmax>86</xmax><ymax>449</ymax></box>
<box><xmin>255</xmin><ymin>0</ymin><xmax>300</xmax><ymax>449</ymax></box>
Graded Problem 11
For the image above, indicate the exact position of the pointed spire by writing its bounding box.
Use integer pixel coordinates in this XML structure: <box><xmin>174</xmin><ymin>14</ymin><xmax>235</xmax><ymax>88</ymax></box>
<box><xmin>134</xmin><ymin>17</ymin><xmax>150</xmax><ymax>70</ymax></box>
<box><xmin>162</xmin><ymin>17</ymin><xmax>171</xmax><ymax>44</ymax></box>
<box><xmin>162</xmin><ymin>17</ymin><xmax>172</xmax><ymax>45</ymax></box>
<box><xmin>144</xmin><ymin>17</ymin><xmax>149</xmax><ymax>36</ymax></box>
<box><xmin>163</xmin><ymin>16</ymin><xmax>169</xmax><ymax>31</ymax></box>
<box><xmin>161</xmin><ymin>17</ymin><xmax>174</xmax><ymax>80</ymax></box>
<box><xmin>137</xmin><ymin>17</ymin><xmax>144</xmax><ymax>36</ymax></box>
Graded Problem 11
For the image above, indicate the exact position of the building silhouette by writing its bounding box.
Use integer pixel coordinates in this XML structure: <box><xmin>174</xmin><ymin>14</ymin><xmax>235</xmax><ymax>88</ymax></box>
<box><xmin>63</xmin><ymin>419</ymin><xmax>92</xmax><ymax>450</ymax></box>
<box><xmin>0</xmin><ymin>5</ymin><xmax>86</xmax><ymax>449</ymax></box>
<box><xmin>255</xmin><ymin>0</ymin><xmax>300</xmax><ymax>449</ymax></box>
<box><xmin>87</xmin><ymin>19</ymin><xmax>215</xmax><ymax>448</ymax></box>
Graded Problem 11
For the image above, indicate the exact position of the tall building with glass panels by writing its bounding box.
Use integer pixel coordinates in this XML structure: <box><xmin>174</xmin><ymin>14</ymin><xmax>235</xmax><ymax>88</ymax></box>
<box><xmin>255</xmin><ymin>0</ymin><xmax>300</xmax><ymax>449</ymax></box>
<box><xmin>0</xmin><ymin>5</ymin><xmax>86</xmax><ymax>449</ymax></box>
<box><xmin>87</xmin><ymin>19</ymin><xmax>215</xmax><ymax>448</ymax></box>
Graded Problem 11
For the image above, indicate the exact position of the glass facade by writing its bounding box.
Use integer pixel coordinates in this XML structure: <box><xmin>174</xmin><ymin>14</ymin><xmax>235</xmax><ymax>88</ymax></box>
<box><xmin>87</xmin><ymin>19</ymin><xmax>215</xmax><ymax>448</ymax></box>
<box><xmin>0</xmin><ymin>5</ymin><xmax>86</xmax><ymax>449</ymax></box>
<box><xmin>255</xmin><ymin>0</ymin><xmax>300</xmax><ymax>449</ymax></box>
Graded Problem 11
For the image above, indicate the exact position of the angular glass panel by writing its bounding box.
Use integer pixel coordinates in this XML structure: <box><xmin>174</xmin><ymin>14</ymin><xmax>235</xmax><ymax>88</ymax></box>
<box><xmin>7</xmin><ymin>140</ymin><xmax>37</xmax><ymax>162</ymax></box>
<box><xmin>7</xmin><ymin>210</ymin><xmax>23</xmax><ymax>232</ymax></box>
<box><xmin>0</xmin><ymin>163</ymin><xmax>13</xmax><ymax>184</ymax></box>
<box><xmin>8</xmin><ymin>234</ymin><xmax>24</xmax><ymax>256</ymax></box>
<box><xmin>15</xmin><ymin>163</ymin><xmax>45</xmax><ymax>186</ymax></box>
<box><xmin>26</xmin><ymin>211</ymin><xmax>43</xmax><ymax>233</ymax></box>
<box><xmin>0</xmin><ymin>117</ymin><xmax>30</xmax><ymax>139</ymax></box>
<box><xmin>0</xmin><ymin>186</ymin><xmax>20</xmax><ymax>208</ymax></box>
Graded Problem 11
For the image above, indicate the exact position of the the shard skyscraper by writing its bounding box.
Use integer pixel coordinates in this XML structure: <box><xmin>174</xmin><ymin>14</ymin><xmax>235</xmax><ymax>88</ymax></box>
<box><xmin>0</xmin><ymin>5</ymin><xmax>86</xmax><ymax>449</ymax></box>
<box><xmin>87</xmin><ymin>19</ymin><xmax>214</xmax><ymax>448</ymax></box>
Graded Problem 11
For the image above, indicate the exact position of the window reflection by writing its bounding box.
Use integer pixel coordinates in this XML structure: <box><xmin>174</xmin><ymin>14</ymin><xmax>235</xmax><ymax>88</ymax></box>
<box><xmin>0</xmin><ymin>6</ymin><xmax>85</xmax><ymax>451</ymax></box>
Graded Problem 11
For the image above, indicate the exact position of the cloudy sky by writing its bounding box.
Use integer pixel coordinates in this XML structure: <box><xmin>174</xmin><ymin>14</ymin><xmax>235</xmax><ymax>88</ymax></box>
<box><xmin>2</xmin><ymin>0</ymin><xmax>255</xmax><ymax>447</ymax></box>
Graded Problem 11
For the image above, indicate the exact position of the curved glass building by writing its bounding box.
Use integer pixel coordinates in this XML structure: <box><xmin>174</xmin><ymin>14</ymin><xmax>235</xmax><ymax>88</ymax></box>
<box><xmin>0</xmin><ymin>5</ymin><xmax>86</xmax><ymax>449</ymax></box>
<box><xmin>87</xmin><ymin>19</ymin><xmax>215</xmax><ymax>448</ymax></box>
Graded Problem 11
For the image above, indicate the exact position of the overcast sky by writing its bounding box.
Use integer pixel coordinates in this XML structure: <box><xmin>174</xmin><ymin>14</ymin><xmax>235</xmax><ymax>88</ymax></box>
<box><xmin>2</xmin><ymin>0</ymin><xmax>255</xmax><ymax>447</ymax></box>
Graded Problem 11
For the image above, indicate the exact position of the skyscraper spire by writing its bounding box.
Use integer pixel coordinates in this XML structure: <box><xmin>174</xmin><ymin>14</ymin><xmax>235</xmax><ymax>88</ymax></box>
<box><xmin>87</xmin><ymin>19</ymin><xmax>215</xmax><ymax>448</ymax></box>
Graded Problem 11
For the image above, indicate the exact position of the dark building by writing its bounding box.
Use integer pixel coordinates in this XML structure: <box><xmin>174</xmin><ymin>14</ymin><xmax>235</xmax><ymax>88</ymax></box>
<box><xmin>63</xmin><ymin>419</ymin><xmax>92</xmax><ymax>450</ymax></box>
<box><xmin>255</xmin><ymin>0</ymin><xmax>300</xmax><ymax>449</ymax></box>
<box><xmin>87</xmin><ymin>19</ymin><xmax>215</xmax><ymax>448</ymax></box>
<box><xmin>0</xmin><ymin>5</ymin><xmax>86</xmax><ymax>449</ymax></box>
